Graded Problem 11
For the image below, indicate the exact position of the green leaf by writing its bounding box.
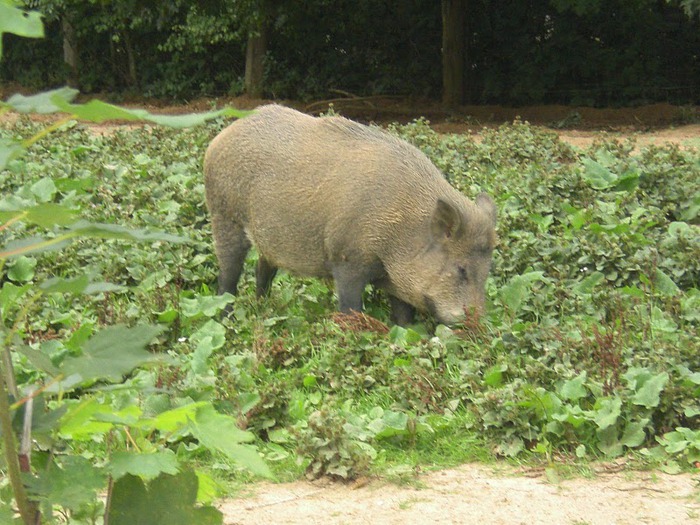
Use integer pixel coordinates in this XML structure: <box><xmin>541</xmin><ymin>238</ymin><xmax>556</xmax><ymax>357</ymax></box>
<box><xmin>0</xmin><ymin>137</ymin><xmax>25</xmax><ymax>169</ymax></box>
<box><xmin>484</xmin><ymin>364</ymin><xmax>507</xmax><ymax>387</ymax></box>
<box><xmin>7</xmin><ymin>255</ymin><xmax>36</xmax><ymax>282</ymax></box>
<box><xmin>631</xmin><ymin>372</ymin><xmax>669</xmax><ymax>409</ymax></box>
<box><xmin>108</xmin><ymin>471</ymin><xmax>223</xmax><ymax>525</ymax></box>
<box><xmin>69</xmin><ymin>221</ymin><xmax>187</xmax><ymax>244</ymax></box>
<box><xmin>50</xmin><ymin>95</ymin><xmax>251</xmax><ymax>128</ymax></box>
<box><xmin>0</xmin><ymin>2</ymin><xmax>44</xmax><ymax>58</ymax></box>
<box><xmin>573</xmin><ymin>271</ymin><xmax>605</xmax><ymax>295</ymax></box>
<box><xmin>61</xmin><ymin>324</ymin><xmax>166</xmax><ymax>383</ymax></box>
<box><xmin>58</xmin><ymin>398</ymin><xmax>114</xmax><ymax>439</ymax></box>
<box><xmin>621</xmin><ymin>419</ymin><xmax>648</xmax><ymax>448</ymax></box>
<box><xmin>15</xmin><ymin>344</ymin><xmax>59</xmax><ymax>375</ymax></box>
<box><xmin>0</xmin><ymin>203</ymin><xmax>79</xmax><ymax>227</ymax></box>
<box><xmin>144</xmin><ymin>402</ymin><xmax>209</xmax><ymax>434</ymax></box>
<box><xmin>559</xmin><ymin>372</ymin><xmax>588</xmax><ymax>401</ymax></box>
<box><xmin>39</xmin><ymin>275</ymin><xmax>90</xmax><ymax>294</ymax></box>
<box><xmin>180</xmin><ymin>294</ymin><xmax>234</xmax><ymax>317</ymax></box>
<box><xmin>653</xmin><ymin>269</ymin><xmax>679</xmax><ymax>297</ymax></box>
<box><xmin>593</xmin><ymin>397</ymin><xmax>621</xmax><ymax>429</ymax></box>
<box><xmin>27</xmin><ymin>456</ymin><xmax>106</xmax><ymax>512</ymax></box>
<box><xmin>582</xmin><ymin>158</ymin><xmax>618</xmax><ymax>190</ymax></box>
<box><xmin>5</xmin><ymin>87</ymin><xmax>79</xmax><ymax>113</ymax></box>
<box><xmin>109</xmin><ymin>451</ymin><xmax>180</xmax><ymax>481</ymax></box>
<box><xmin>30</xmin><ymin>177</ymin><xmax>57</xmax><ymax>202</ymax></box>
<box><xmin>596</xmin><ymin>424</ymin><xmax>623</xmax><ymax>457</ymax></box>
<box><xmin>189</xmin><ymin>405</ymin><xmax>273</xmax><ymax>479</ymax></box>
<box><xmin>499</xmin><ymin>271</ymin><xmax>544</xmax><ymax>313</ymax></box>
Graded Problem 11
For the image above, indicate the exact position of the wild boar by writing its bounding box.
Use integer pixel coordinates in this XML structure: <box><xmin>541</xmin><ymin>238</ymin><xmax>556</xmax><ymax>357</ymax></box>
<box><xmin>204</xmin><ymin>104</ymin><xmax>497</xmax><ymax>325</ymax></box>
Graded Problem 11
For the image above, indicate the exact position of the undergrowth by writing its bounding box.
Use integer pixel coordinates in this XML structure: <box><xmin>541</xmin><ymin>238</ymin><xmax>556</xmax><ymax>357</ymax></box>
<box><xmin>1</xmin><ymin>116</ymin><xmax>698</xmax><ymax>495</ymax></box>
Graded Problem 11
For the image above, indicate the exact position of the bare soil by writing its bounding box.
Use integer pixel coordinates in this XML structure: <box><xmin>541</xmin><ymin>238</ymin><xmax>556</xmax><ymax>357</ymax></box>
<box><xmin>220</xmin><ymin>463</ymin><xmax>700</xmax><ymax>525</ymax></box>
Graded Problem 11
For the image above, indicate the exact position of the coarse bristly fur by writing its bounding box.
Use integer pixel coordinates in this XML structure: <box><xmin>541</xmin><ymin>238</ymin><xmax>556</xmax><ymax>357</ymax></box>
<box><xmin>204</xmin><ymin>104</ymin><xmax>497</xmax><ymax>325</ymax></box>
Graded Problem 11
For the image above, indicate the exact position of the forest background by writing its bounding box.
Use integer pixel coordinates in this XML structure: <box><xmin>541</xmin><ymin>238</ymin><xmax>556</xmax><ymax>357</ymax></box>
<box><xmin>2</xmin><ymin>0</ymin><xmax>700</xmax><ymax>107</ymax></box>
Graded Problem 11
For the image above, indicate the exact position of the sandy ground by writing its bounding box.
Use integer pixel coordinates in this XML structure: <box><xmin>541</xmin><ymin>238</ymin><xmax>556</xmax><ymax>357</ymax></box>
<box><xmin>219</xmin><ymin>463</ymin><xmax>700</xmax><ymax>525</ymax></box>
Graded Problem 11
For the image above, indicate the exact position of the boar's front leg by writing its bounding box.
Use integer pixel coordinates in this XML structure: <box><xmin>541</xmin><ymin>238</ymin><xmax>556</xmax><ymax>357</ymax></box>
<box><xmin>332</xmin><ymin>261</ymin><xmax>384</xmax><ymax>314</ymax></box>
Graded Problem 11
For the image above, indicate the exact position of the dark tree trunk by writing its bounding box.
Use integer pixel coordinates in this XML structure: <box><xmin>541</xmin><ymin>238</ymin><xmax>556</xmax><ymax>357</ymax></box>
<box><xmin>62</xmin><ymin>18</ymin><xmax>79</xmax><ymax>88</ymax></box>
<box><xmin>244</xmin><ymin>23</ymin><xmax>269</xmax><ymax>98</ymax></box>
<box><xmin>123</xmin><ymin>31</ymin><xmax>138</xmax><ymax>88</ymax></box>
<box><xmin>442</xmin><ymin>0</ymin><xmax>466</xmax><ymax>106</ymax></box>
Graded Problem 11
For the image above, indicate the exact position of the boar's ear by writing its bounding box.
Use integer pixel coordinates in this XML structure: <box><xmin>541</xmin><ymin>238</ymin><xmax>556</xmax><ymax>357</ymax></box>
<box><xmin>431</xmin><ymin>198</ymin><xmax>463</xmax><ymax>241</ymax></box>
<box><xmin>476</xmin><ymin>193</ymin><xmax>497</xmax><ymax>226</ymax></box>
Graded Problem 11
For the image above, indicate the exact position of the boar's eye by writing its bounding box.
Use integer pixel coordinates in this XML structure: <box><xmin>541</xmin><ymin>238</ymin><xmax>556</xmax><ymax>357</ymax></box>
<box><xmin>458</xmin><ymin>266</ymin><xmax>468</xmax><ymax>281</ymax></box>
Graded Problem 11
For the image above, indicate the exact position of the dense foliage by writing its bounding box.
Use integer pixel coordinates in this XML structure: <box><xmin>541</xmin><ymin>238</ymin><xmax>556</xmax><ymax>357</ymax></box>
<box><xmin>1</xmin><ymin>110</ymin><xmax>698</xmax><ymax>522</ymax></box>
<box><xmin>2</xmin><ymin>0</ymin><xmax>699</xmax><ymax>105</ymax></box>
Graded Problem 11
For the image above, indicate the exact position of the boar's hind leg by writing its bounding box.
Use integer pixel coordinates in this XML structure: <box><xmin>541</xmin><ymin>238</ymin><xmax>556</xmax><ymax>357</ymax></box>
<box><xmin>256</xmin><ymin>256</ymin><xmax>278</xmax><ymax>297</ymax></box>
<box><xmin>389</xmin><ymin>296</ymin><xmax>415</xmax><ymax>326</ymax></box>
<box><xmin>212</xmin><ymin>215</ymin><xmax>251</xmax><ymax>296</ymax></box>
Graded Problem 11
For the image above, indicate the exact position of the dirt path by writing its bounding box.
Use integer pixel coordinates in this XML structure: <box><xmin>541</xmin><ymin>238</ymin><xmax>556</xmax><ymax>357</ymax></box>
<box><xmin>220</xmin><ymin>463</ymin><xmax>700</xmax><ymax>525</ymax></box>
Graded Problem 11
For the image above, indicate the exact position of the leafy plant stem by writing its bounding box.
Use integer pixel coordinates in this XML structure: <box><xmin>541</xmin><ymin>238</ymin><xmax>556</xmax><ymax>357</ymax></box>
<box><xmin>21</xmin><ymin>116</ymin><xmax>73</xmax><ymax>149</ymax></box>
<box><xmin>0</xmin><ymin>232</ymin><xmax>77</xmax><ymax>258</ymax></box>
<box><xmin>0</xmin><ymin>212</ymin><xmax>26</xmax><ymax>233</ymax></box>
<box><xmin>0</xmin><ymin>341</ymin><xmax>37</xmax><ymax>525</ymax></box>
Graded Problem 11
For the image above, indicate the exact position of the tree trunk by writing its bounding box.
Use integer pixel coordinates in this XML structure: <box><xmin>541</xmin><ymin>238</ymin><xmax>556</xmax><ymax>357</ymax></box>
<box><xmin>123</xmin><ymin>30</ymin><xmax>138</xmax><ymax>88</ymax></box>
<box><xmin>442</xmin><ymin>0</ymin><xmax>466</xmax><ymax>106</ymax></box>
<box><xmin>62</xmin><ymin>18</ymin><xmax>79</xmax><ymax>88</ymax></box>
<box><xmin>244</xmin><ymin>22</ymin><xmax>269</xmax><ymax>98</ymax></box>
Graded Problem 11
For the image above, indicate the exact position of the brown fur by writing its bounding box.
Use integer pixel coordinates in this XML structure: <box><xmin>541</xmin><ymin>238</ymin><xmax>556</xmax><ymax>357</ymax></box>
<box><xmin>204</xmin><ymin>104</ymin><xmax>496</xmax><ymax>325</ymax></box>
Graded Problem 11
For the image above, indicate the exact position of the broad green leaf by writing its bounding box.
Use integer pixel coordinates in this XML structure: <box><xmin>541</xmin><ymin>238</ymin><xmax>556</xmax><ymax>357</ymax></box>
<box><xmin>108</xmin><ymin>451</ymin><xmax>180</xmax><ymax>481</ymax></box>
<box><xmin>58</xmin><ymin>398</ymin><xmax>114</xmax><ymax>439</ymax></box>
<box><xmin>50</xmin><ymin>95</ymin><xmax>251</xmax><ymax>128</ymax></box>
<box><xmin>631</xmin><ymin>372</ymin><xmax>669</xmax><ymax>409</ymax></box>
<box><xmin>0</xmin><ymin>203</ymin><xmax>79</xmax><ymax>227</ymax></box>
<box><xmin>108</xmin><ymin>471</ymin><xmax>223</xmax><ymax>525</ymax></box>
<box><xmin>596</xmin><ymin>424</ymin><xmax>623</xmax><ymax>457</ymax></box>
<box><xmin>27</xmin><ymin>456</ymin><xmax>106</xmax><ymax>512</ymax></box>
<box><xmin>582</xmin><ymin>158</ymin><xmax>617</xmax><ymax>190</ymax></box>
<box><xmin>40</xmin><ymin>275</ymin><xmax>125</xmax><ymax>295</ymax></box>
<box><xmin>499</xmin><ymin>271</ymin><xmax>544</xmax><ymax>313</ymax></box>
<box><xmin>69</xmin><ymin>221</ymin><xmax>187</xmax><ymax>243</ymax></box>
<box><xmin>189</xmin><ymin>320</ymin><xmax>226</xmax><ymax>373</ymax></box>
<box><xmin>621</xmin><ymin>419</ymin><xmax>648</xmax><ymax>448</ymax></box>
<box><xmin>613</xmin><ymin>169</ymin><xmax>640</xmax><ymax>191</ymax></box>
<box><xmin>61</xmin><ymin>324</ymin><xmax>166</xmax><ymax>383</ymax></box>
<box><xmin>559</xmin><ymin>372</ymin><xmax>587</xmax><ymax>401</ymax></box>
<box><xmin>180</xmin><ymin>293</ymin><xmax>234</xmax><ymax>317</ymax></box>
<box><xmin>573</xmin><ymin>271</ymin><xmax>605</xmax><ymax>295</ymax></box>
<box><xmin>0</xmin><ymin>137</ymin><xmax>24</xmax><ymax>169</ymax></box>
<box><xmin>5</xmin><ymin>86</ymin><xmax>79</xmax><ymax>113</ymax></box>
<box><xmin>7</xmin><ymin>255</ymin><xmax>36</xmax><ymax>282</ymax></box>
<box><xmin>1</xmin><ymin>235</ymin><xmax>71</xmax><ymax>258</ymax></box>
<box><xmin>593</xmin><ymin>397</ymin><xmax>621</xmax><ymax>429</ymax></box>
<box><xmin>484</xmin><ymin>363</ymin><xmax>507</xmax><ymax>387</ymax></box>
<box><xmin>0</xmin><ymin>282</ymin><xmax>30</xmax><ymax>318</ymax></box>
<box><xmin>0</xmin><ymin>2</ymin><xmax>44</xmax><ymax>58</ymax></box>
<box><xmin>144</xmin><ymin>402</ymin><xmax>209</xmax><ymax>434</ymax></box>
<box><xmin>653</xmin><ymin>269</ymin><xmax>679</xmax><ymax>297</ymax></box>
<box><xmin>190</xmin><ymin>405</ymin><xmax>273</xmax><ymax>479</ymax></box>
<box><xmin>15</xmin><ymin>344</ymin><xmax>59</xmax><ymax>375</ymax></box>
<box><xmin>30</xmin><ymin>177</ymin><xmax>57</xmax><ymax>202</ymax></box>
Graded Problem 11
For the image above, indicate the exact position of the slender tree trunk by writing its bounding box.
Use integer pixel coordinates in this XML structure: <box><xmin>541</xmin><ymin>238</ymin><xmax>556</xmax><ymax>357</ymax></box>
<box><xmin>244</xmin><ymin>23</ymin><xmax>268</xmax><ymax>98</ymax></box>
<box><xmin>62</xmin><ymin>18</ymin><xmax>79</xmax><ymax>88</ymax></box>
<box><xmin>123</xmin><ymin>31</ymin><xmax>137</xmax><ymax>88</ymax></box>
<box><xmin>442</xmin><ymin>0</ymin><xmax>466</xmax><ymax>106</ymax></box>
